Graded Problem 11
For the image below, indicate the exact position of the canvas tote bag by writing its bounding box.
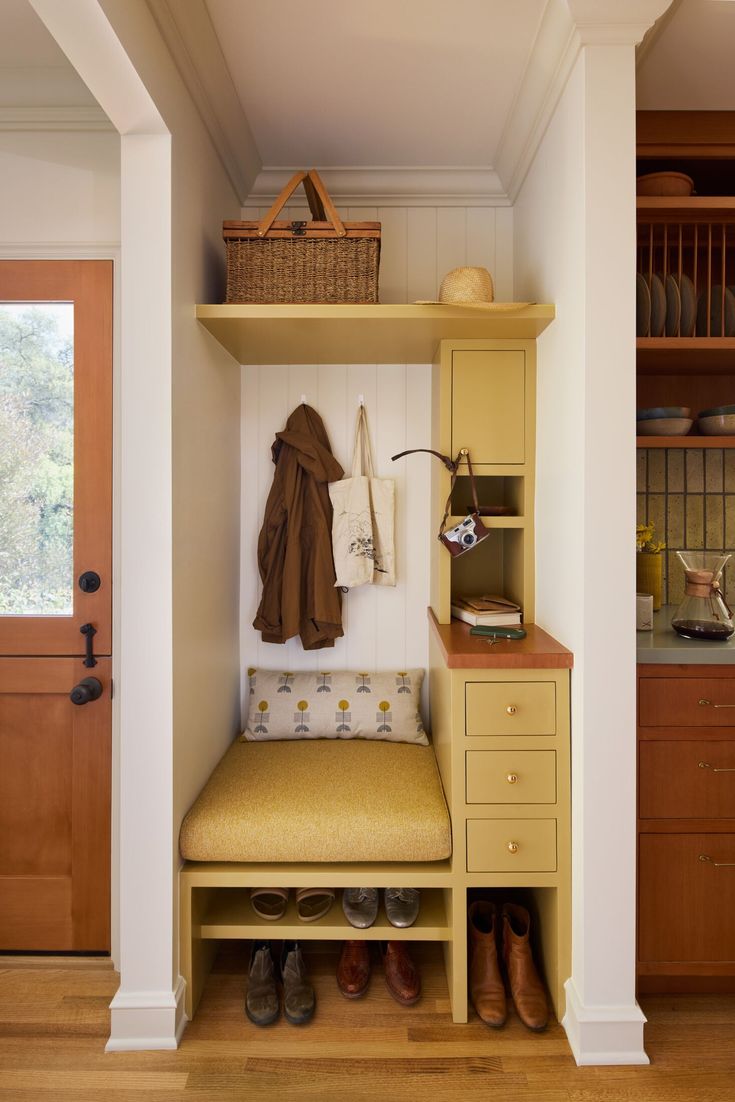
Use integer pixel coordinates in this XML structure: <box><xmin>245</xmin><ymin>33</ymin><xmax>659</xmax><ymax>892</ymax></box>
<box><xmin>329</xmin><ymin>406</ymin><xmax>396</xmax><ymax>588</ymax></box>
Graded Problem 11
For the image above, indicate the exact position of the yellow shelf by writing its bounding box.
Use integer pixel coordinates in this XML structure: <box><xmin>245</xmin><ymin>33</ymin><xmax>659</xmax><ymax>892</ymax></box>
<box><xmin>197</xmin><ymin>888</ymin><xmax>451</xmax><ymax>941</ymax></box>
<box><xmin>195</xmin><ymin>303</ymin><xmax>555</xmax><ymax>365</ymax></box>
<box><xmin>448</xmin><ymin>515</ymin><xmax>525</xmax><ymax>529</ymax></box>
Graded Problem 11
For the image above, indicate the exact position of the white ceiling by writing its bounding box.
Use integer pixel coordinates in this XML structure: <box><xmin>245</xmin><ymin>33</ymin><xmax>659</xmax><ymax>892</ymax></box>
<box><xmin>0</xmin><ymin>0</ymin><xmax>95</xmax><ymax>107</ymax></box>
<box><xmin>637</xmin><ymin>0</ymin><xmax>735</xmax><ymax>108</ymax></box>
<box><xmin>204</xmin><ymin>0</ymin><xmax>547</xmax><ymax>168</ymax></box>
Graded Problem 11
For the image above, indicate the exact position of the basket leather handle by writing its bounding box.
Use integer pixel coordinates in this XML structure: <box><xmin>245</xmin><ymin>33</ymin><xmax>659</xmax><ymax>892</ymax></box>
<box><xmin>257</xmin><ymin>169</ymin><xmax>346</xmax><ymax>238</ymax></box>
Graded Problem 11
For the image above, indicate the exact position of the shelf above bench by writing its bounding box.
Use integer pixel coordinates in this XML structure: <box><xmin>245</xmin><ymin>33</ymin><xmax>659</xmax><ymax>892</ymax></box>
<box><xmin>195</xmin><ymin>303</ymin><xmax>555</xmax><ymax>364</ymax></box>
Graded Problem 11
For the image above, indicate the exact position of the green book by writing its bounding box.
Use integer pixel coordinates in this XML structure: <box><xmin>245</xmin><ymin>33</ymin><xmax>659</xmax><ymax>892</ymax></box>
<box><xmin>469</xmin><ymin>625</ymin><xmax>527</xmax><ymax>640</ymax></box>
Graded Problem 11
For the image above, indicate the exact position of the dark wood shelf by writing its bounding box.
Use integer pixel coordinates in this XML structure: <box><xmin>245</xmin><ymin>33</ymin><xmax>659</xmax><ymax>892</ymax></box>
<box><xmin>637</xmin><ymin>338</ymin><xmax>735</xmax><ymax>374</ymax></box>
<box><xmin>637</xmin><ymin>435</ymin><xmax>735</xmax><ymax>448</ymax></box>
<box><xmin>428</xmin><ymin>608</ymin><xmax>572</xmax><ymax>670</ymax></box>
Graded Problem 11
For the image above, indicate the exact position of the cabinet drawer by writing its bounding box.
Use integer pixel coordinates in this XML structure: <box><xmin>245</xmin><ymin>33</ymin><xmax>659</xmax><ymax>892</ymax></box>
<box><xmin>640</xmin><ymin>677</ymin><xmax>735</xmax><ymax>727</ymax></box>
<box><xmin>640</xmin><ymin>740</ymin><xmax>735</xmax><ymax>819</ymax></box>
<box><xmin>639</xmin><ymin>834</ymin><xmax>735</xmax><ymax>963</ymax></box>
<box><xmin>451</xmin><ymin>350</ymin><xmax>525</xmax><ymax>464</ymax></box>
<box><xmin>466</xmin><ymin>681</ymin><xmax>556</xmax><ymax>737</ymax></box>
<box><xmin>466</xmin><ymin>818</ymin><xmax>557</xmax><ymax>872</ymax></box>
<box><xmin>466</xmin><ymin>750</ymin><xmax>556</xmax><ymax>804</ymax></box>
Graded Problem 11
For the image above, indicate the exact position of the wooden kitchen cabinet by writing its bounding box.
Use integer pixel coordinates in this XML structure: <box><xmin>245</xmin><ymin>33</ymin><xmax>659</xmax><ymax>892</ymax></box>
<box><xmin>638</xmin><ymin>663</ymin><xmax>735</xmax><ymax>992</ymax></box>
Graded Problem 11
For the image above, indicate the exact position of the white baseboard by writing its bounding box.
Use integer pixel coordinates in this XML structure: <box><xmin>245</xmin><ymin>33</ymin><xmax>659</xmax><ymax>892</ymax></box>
<box><xmin>105</xmin><ymin>975</ymin><xmax>187</xmax><ymax>1052</ymax></box>
<box><xmin>562</xmin><ymin>977</ymin><xmax>650</xmax><ymax>1066</ymax></box>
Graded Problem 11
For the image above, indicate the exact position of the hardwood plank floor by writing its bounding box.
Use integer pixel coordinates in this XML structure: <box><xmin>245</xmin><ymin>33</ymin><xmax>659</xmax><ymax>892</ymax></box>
<box><xmin>0</xmin><ymin>944</ymin><xmax>733</xmax><ymax>1101</ymax></box>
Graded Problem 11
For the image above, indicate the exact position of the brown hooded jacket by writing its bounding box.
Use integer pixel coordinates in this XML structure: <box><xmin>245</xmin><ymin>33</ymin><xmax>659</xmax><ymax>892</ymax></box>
<box><xmin>253</xmin><ymin>404</ymin><xmax>344</xmax><ymax>649</ymax></box>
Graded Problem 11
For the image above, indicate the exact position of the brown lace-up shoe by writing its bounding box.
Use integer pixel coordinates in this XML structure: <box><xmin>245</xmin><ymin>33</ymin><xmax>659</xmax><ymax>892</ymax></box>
<box><xmin>502</xmin><ymin>902</ymin><xmax>549</xmax><ymax>1031</ymax></box>
<box><xmin>336</xmin><ymin>940</ymin><xmax>371</xmax><ymax>998</ymax></box>
<box><xmin>382</xmin><ymin>941</ymin><xmax>421</xmax><ymax>1006</ymax></box>
<box><xmin>468</xmin><ymin>900</ymin><xmax>507</xmax><ymax>1028</ymax></box>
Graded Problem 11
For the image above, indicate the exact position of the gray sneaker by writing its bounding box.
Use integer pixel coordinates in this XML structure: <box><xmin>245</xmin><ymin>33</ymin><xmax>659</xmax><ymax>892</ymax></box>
<box><xmin>385</xmin><ymin>887</ymin><xmax>420</xmax><ymax>928</ymax></box>
<box><xmin>342</xmin><ymin>887</ymin><xmax>379</xmax><ymax>929</ymax></box>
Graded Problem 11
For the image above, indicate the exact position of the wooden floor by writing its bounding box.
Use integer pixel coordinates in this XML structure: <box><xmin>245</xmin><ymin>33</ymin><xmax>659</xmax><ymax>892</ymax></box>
<box><xmin>0</xmin><ymin>944</ymin><xmax>734</xmax><ymax>1101</ymax></box>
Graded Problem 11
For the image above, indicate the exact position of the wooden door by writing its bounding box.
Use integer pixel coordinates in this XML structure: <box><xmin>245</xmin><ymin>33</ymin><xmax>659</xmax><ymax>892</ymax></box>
<box><xmin>0</xmin><ymin>261</ymin><xmax>112</xmax><ymax>950</ymax></box>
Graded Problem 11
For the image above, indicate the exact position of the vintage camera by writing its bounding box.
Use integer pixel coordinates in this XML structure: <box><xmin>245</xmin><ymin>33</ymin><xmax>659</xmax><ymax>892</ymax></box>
<box><xmin>439</xmin><ymin>512</ymin><xmax>490</xmax><ymax>557</ymax></box>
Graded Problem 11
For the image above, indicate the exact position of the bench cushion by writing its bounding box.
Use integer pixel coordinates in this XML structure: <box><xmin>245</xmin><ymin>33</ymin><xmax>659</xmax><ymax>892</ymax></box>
<box><xmin>179</xmin><ymin>738</ymin><xmax>451</xmax><ymax>863</ymax></box>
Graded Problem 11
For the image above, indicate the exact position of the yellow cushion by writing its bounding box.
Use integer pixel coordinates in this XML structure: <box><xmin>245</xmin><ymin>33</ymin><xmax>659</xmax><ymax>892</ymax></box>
<box><xmin>179</xmin><ymin>738</ymin><xmax>451</xmax><ymax>863</ymax></box>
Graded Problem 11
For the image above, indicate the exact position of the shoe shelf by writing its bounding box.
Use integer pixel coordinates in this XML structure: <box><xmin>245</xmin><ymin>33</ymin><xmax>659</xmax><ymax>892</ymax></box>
<box><xmin>181</xmin><ymin>859</ymin><xmax>453</xmax><ymax>889</ymax></box>
<box><xmin>195</xmin><ymin>888</ymin><xmax>451</xmax><ymax>942</ymax></box>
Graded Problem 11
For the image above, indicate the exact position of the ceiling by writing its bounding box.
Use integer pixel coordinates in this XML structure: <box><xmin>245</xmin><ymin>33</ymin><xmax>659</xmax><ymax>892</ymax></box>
<box><xmin>0</xmin><ymin>0</ymin><xmax>95</xmax><ymax>106</ymax></box>
<box><xmin>204</xmin><ymin>0</ymin><xmax>547</xmax><ymax>169</ymax></box>
<box><xmin>637</xmin><ymin>0</ymin><xmax>735</xmax><ymax>108</ymax></box>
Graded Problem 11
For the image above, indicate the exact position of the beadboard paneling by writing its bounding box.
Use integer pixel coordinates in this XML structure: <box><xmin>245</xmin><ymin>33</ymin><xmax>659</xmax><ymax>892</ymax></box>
<box><xmin>240</xmin><ymin>205</ymin><xmax>513</xmax><ymax>303</ymax></box>
<box><xmin>240</xmin><ymin>363</ymin><xmax>432</xmax><ymax>718</ymax></box>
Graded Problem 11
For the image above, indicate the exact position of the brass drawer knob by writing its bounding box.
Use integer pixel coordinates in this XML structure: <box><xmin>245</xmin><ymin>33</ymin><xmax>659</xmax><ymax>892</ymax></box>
<box><xmin>506</xmin><ymin>773</ymin><xmax>519</xmax><ymax>784</ymax></box>
<box><xmin>506</xmin><ymin>705</ymin><xmax>517</xmax><ymax>716</ymax></box>
<box><xmin>507</xmin><ymin>841</ymin><xmax>519</xmax><ymax>855</ymax></box>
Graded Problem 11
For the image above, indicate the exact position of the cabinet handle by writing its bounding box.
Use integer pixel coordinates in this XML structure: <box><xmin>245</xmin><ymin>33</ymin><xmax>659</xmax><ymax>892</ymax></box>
<box><xmin>698</xmin><ymin>698</ymin><xmax>735</xmax><ymax>709</ymax></box>
<box><xmin>506</xmin><ymin>705</ymin><xmax>517</xmax><ymax>716</ymax></box>
<box><xmin>699</xmin><ymin>853</ymin><xmax>735</xmax><ymax>868</ymax></box>
<box><xmin>698</xmin><ymin>760</ymin><xmax>735</xmax><ymax>773</ymax></box>
<box><xmin>507</xmin><ymin>841</ymin><xmax>519</xmax><ymax>854</ymax></box>
<box><xmin>506</xmin><ymin>773</ymin><xmax>519</xmax><ymax>784</ymax></box>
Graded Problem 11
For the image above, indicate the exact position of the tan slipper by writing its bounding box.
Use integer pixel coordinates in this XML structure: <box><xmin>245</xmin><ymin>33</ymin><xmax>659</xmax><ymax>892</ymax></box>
<box><xmin>250</xmin><ymin>887</ymin><xmax>289</xmax><ymax>921</ymax></box>
<box><xmin>296</xmin><ymin>887</ymin><xmax>335</xmax><ymax>922</ymax></box>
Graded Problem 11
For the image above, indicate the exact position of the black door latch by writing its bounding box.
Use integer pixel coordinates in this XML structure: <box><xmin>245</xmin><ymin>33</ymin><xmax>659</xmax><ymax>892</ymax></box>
<box><xmin>80</xmin><ymin>622</ymin><xmax>97</xmax><ymax>668</ymax></box>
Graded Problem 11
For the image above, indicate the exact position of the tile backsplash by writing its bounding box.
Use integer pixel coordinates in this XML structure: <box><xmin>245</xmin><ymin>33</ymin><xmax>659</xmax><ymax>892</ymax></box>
<box><xmin>637</xmin><ymin>448</ymin><xmax>735</xmax><ymax>606</ymax></box>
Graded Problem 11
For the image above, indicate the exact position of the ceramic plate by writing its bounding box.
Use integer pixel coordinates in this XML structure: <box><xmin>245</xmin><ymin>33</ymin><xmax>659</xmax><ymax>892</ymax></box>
<box><xmin>696</xmin><ymin>285</ymin><xmax>735</xmax><ymax>336</ymax></box>
<box><xmin>679</xmin><ymin>273</ymin><xmax>696</xmax><ymax>337</ymax></box>
<box><xmin>647</xmin><ymin>273</ymin><xmax>666</xmax><ymax>337</ymax></box>
<box><xmin>636</xmin><ymin>273</ymin><xmax>651</xmax><ymax>337</ymax></box>
<box><xmin>664</xmin><ymin>274</ymin><xmax>681</xmax><ymax>336</ymax></box>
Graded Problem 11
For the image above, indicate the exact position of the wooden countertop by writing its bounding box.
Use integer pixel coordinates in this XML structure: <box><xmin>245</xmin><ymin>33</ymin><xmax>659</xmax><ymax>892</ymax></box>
<box><xmin>428</xmin><ymin>608</ymin><xmax>573</xmax><ymax>669</ymax></box>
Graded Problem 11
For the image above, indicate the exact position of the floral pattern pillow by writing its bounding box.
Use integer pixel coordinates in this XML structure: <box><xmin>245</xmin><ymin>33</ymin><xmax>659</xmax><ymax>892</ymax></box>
<box><xmin>242</xmin><ymin>669</ymin><xmax>428</xmax><ymax>746</ymax></box>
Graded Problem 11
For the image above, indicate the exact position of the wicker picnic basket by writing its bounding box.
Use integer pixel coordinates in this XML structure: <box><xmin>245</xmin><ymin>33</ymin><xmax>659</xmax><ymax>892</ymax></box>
<box><xmin>224</xmin><ymin>169</ymin><xmax>381</xmax><ymax>304</ymax></box>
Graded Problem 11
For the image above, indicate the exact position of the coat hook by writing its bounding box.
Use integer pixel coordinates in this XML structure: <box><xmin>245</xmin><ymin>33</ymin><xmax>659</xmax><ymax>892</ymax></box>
<box><xmin>300</xmin><ymin>393</ymin><xmax>307</xmax><ymax>404</ymax></box>
<box><xmin>358</xmin><ymin>394</ymin><xmax>364</xmax><ymax>406</ymax></box>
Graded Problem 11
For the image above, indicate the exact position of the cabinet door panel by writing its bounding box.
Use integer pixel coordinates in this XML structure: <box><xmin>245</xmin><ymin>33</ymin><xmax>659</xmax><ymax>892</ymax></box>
<box><xmin>639</xmin><ymin>834</ymin><xmax>735</xmax><ymax>962</ymax></box>
<box><xmin>451</xmin><ymin>350</ymin><xmax>525</xmax><ymax>464</ymax></box>
<box><xmin>640</xmin><ymin>740</ymin><xmax>735</xmax><ymax>818</ymax></box>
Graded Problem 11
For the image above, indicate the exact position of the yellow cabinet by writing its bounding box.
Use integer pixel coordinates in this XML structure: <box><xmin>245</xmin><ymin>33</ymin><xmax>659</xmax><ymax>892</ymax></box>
<box><xmin>465</xmin><ymin>680</ymin><xmax>556</xmax><ymax>736</ymax></box>
<box><xmin>466</xmin><ymin>818</ymin><xmax>558</xmax><ymax>873</ymax></box>
<box><xmin>466</xmin><ymin>749</ymin><xmax>556</xmax><ymax>804</ymax></box>
<box><xmin>451</xmin><ymin>350</ymin><xmax>526</xmax><ymax>464</ymax></box>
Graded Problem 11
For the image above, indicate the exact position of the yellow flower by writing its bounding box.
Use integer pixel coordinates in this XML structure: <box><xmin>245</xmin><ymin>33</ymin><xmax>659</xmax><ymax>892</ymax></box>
<box><xmin>338</xmin><ymin>699</ymin><xmax>349</xmax><ymax>712</ymax></box>
<box><xmin>636</xmin><ymin>522</ymin><xmax>665</xmax><ymax>553</ymax></box>
<box><xmin>258</xmin><ymin>700</ymin><xmax>268</xmax><ymax>712</ymax></box>
<box><xmin>378</xmin><ymin>700</ymin><xmax>391</xmax><ymax>712</ymax></box>
<box><xmin>297</xmin><ymin>700</ymin><xmax>308</xmax><ymax>711</ymax></box>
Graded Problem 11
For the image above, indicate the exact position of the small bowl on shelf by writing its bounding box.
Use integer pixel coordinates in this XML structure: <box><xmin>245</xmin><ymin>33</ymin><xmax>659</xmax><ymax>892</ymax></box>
<box><xmin>698</xmin><ymin>404</ymin><xmax>735</xmax><ymax>418</ymax></box>
<box><xmin>636</xmin><ymin>172</ymin><xmax>694</xmax><ymax>196</ymax></box>
<box><xmin>698</xmin><ymin>413</ymin><xmax>735</xmax><ymax>436</ymax></box>
<box><xmin>637</xmin><ymin>406</ymin><xmax>691</xmax><ymax>421</ymax></box>
<box><xmin>637</xmin><ymin>417</ymin><xmax>693</xmax><ymax>436</ymax></box>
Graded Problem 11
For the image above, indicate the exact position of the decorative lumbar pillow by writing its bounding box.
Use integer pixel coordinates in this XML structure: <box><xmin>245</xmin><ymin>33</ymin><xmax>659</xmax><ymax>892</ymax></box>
<box><xmin>242</xmin><ymin>669</ymin><xmax>428</xmax><ymax>746</ymax></box>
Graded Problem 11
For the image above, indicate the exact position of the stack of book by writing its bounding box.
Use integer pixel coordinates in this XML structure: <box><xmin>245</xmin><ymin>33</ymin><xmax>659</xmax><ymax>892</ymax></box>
<box><xmin>450</xmin><ymin>594</ymin><xmax>522</xmax><ymax>627</ymax></box>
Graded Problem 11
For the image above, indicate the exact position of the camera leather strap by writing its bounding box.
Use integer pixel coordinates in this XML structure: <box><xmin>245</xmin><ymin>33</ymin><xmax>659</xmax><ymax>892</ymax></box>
<box><xmin>438</xmin><ymin>449</ymin><xmax>482</xmax><ymax>538</ymax></box>
<box><xmin>391</xmin><ymin>448</ymin><xmax>457</xmax><ymax>472</ymax></box>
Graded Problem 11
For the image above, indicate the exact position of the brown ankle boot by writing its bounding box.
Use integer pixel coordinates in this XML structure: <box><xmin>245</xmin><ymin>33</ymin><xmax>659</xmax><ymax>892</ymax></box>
<box><xmin>502</xmin><ymin>902</ymin><xmax>548</xmax><ymax>1031</ymax></box>
<box><xmin>468</xmin><ymin>901</ymin><xmax>506</xmax><ymax>1028</ymax></box>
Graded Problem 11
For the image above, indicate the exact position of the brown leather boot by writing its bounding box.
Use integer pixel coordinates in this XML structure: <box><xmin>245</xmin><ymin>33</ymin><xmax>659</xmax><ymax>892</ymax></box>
<box><xmin>336</xmin><ymin>940</ymin><xmax>370</xmax><ymax>998</ymax></box>
<box><xmin>468</xmin><ymin>900</ymin><xmax>506</xmax><ymax>1028</ymax></box>
<box><xmin>382</xmin><ymin>941</ymin><xmax>421</xmax><ymax>1006</ymax></box>
<box><xmin>502</xmin><ymin>902</ymin><xmax>548</xmax><ymax>1031</ymax></box>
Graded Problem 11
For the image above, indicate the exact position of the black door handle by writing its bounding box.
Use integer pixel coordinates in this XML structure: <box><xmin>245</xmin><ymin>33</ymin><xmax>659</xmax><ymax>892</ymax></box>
<box><xmin>70</xmin><ymin>677</ymin><xmax>103</xmax><ymax>706</ymax></box>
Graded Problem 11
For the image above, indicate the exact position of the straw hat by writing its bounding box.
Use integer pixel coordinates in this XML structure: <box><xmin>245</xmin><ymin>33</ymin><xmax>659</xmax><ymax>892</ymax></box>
<box><xmin>415</xmin><ymin>266</ymin><xmax>530</xmax><ymax>310</ymax></box>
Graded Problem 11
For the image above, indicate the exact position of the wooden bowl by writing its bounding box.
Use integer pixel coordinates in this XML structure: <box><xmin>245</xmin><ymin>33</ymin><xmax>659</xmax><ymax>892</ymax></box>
<box><xmin>636</xmin><ymin>172</ymin><xmax>694</xmax><ymax>197</ymax></box>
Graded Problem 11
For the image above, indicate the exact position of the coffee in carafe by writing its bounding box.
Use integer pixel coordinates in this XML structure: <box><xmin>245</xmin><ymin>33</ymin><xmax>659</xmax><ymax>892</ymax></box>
<box><xmin>671</xmin><ymin>551</ymin><xmax>734</xmax><ymax>641</ymax></box>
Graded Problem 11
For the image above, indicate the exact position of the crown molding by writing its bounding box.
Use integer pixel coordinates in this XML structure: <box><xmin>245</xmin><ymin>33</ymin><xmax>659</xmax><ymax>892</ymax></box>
<box><xmin>247</xmin><ymin>166</ymin><xmax>509</xmax><ymax>208</ymax></box>
<box><xmin>145</xmin><ymin>0</ymin><xmax>260</xmax><ymax>203</ymax></box>
<box><xmin>0</xmin><ymin>105</ymin><xmax>113</xmax><ymax>131</ymax></box>
<box><xmin>496</xmin><ymin>0</ymin><xmax>675</xmax><ymax>202</ymax></box>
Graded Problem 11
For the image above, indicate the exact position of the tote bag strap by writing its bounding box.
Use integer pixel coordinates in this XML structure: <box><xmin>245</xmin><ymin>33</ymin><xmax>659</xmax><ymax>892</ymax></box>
<box><xmin>351</xmin><ymin>405</ymin><xmax>375</xmax><ymax>479</ymax></box>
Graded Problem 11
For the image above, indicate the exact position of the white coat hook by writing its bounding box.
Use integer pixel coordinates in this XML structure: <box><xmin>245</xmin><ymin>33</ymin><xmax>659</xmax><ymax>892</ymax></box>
<box><xmin>300</xmin><ymin>393</ymin><xmax>307</xmax><ymax>404</ymax></box>
<box><xmin>358</xmin><ymin>394</ymin><xmax>364</xmax><ymax>406</ymax></box>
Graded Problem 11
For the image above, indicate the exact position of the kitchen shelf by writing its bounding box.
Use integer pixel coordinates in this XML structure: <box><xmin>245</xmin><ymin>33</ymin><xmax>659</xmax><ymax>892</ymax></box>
<box><xmin>637</xmin><ymin>338</ymin><xmax>735</xmax><ymax>374</ymax></box>
<box><xmin>195</xmin><ymin>303</ymin><xmax>555</xmax><ymax>364</ymax></box>
<box><xmin>637</xmin><ymin>436</ymin><xmax>735</xmax><ymax>448</ymax></box>
<box><xmin>636</xmin><ymin>196</ymin><xmax>735</xmax><ymax>221</ymax></box>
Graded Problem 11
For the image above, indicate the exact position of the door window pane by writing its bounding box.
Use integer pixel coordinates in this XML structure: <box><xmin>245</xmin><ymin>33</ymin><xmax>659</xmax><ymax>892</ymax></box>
<box><xmin>0</xmin><ymin>303</ymin><xmax>74</xmax><ymax>615</ymax></box>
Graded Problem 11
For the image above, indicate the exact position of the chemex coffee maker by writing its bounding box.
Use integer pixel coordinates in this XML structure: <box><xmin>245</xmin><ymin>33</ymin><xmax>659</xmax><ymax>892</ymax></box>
<box><xmin>671</xmin><ymin>551</ymin><xmax>735</xmax><ymax>641</ymax></box>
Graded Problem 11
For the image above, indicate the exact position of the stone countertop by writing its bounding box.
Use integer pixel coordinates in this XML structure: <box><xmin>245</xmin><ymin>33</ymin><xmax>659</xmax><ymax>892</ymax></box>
<box><xmin>637</xmin><ymin>605</ymin><xmax>735</xmax><ymax>664</ymax></box>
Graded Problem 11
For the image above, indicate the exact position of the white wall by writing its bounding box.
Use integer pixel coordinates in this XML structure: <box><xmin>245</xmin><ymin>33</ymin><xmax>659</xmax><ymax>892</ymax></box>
<box><xmin>514</xmin><ymin>43</ymin><xmax>643</xmax><ymax>1064</ymax></box>
<box><xmin>0</xmin><ymin>130</ymin><xmax>119</xmax><ymax>246</ymax></box>
<box><xmin>239</xmin><ymin>203</ymin><xmax>513</xmax><ymax>715</ymax></box>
